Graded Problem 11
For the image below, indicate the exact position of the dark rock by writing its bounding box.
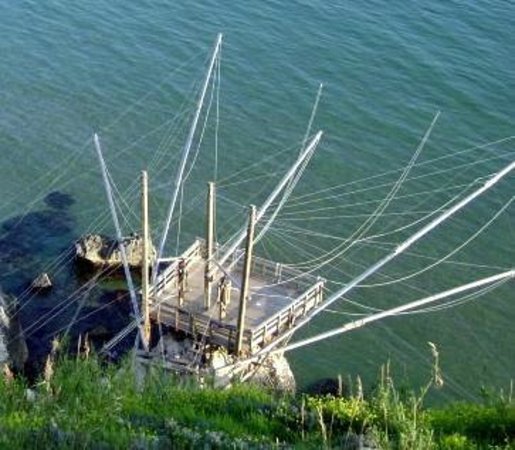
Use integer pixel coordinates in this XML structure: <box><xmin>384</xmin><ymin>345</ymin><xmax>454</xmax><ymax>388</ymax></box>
<box><xmin>304</xmin><ymin>377</ymin><xmax>348</xmax><ymax>397</ymax></box>
<box><xmin>88</xmin><ymin>325</ymin><xmax>111</xmax><ymax>339</ymax></box>
<box><xmin>44</xmin><ymin>191</ymin><xmax>75</xmax><ymax>210</ymax></box>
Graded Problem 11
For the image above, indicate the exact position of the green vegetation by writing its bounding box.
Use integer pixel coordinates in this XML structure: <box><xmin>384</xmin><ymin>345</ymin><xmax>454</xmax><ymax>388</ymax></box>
<box><xmin>0</xmin><ymin>352</ymin><xmax>514</xmax><ymax>449</ymax></box>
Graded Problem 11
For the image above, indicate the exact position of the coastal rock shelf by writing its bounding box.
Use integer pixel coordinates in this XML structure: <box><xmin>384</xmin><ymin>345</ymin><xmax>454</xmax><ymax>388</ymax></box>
<box><xmin>137</xmin><ymin>334</ymin><xmax>296</xmax><ymax>393</ymax></box>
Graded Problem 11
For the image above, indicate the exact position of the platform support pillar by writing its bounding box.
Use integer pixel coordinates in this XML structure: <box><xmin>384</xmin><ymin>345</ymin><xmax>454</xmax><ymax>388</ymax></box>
<box><xmin>236</xmin><ymin>205</ymin><xmax>256</xmax><ymax>355</ymax></box>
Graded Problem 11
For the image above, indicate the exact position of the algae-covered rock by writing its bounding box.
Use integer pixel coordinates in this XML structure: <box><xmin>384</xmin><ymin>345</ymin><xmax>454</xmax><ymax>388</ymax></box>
<box><xmin>75</xmin><ymin>233</ymin><xmax>156</xmax><ymax>269</ymax></box>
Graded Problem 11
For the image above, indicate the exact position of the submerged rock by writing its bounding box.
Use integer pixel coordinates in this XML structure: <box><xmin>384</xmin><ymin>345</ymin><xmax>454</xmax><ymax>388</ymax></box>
<box><xmin>75</xmin><ymin>233</ymin><xmax>156</xmax><ymax>270</ymax></box>
<box><xmin>44</xmin><ymin>191</ymin><xmax>75</xmax><ymax>210</ymax></box>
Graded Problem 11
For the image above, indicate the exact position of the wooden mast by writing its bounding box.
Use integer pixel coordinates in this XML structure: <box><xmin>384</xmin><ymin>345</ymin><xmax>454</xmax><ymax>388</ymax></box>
<box><xmin>141</xmin><ymin>170</ymin><xmax>151</xmax><ymax>347</ymax></box>
<box><xmin>204</xmin><ymin>181</ymin><xmax>215</xmax><ymax>309</ymax></box>
<box><xmin>153</xmin><ymin>33</ymin><xmax>223</xmax><ymax>286</ymax></box>
<box><xmin>235</xmin><ymin>205</ymin><xmax>256</xmax><ymax>355</ymax></box>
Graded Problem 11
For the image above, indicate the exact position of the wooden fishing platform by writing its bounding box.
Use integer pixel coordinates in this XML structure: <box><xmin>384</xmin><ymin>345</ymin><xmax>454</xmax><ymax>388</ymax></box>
<box><xmin>94</xmin><ymin>35</ymin><xmax>515</xmax><ymax>387</ymax></box>
<box><xmin>97</xmin><ymin>35</ymin><xmax>329</xmax><ymax>368</ymax></box>
<box><xmin>149</xmin><ymin>238</ymin><xmax>325</xmax><ymax>354</ymax></box>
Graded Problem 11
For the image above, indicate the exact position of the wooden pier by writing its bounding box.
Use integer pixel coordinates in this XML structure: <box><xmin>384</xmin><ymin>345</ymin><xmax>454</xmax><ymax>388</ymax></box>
<box><xmin>149</xmin><ymin>238</ymin><xmax>325</xmax><ymax>355</ymax></box>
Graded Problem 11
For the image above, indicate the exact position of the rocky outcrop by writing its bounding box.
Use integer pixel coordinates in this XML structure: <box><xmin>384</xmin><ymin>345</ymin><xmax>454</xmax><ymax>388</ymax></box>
<box><xmin>146</xmin><ymin>334</ymin><xmax>296</xmax><ymax>393</ymax></box>
<box><xmin>75</xmin><ymin>233</ymin><xmax>156</xmax><ymax>269</ymax></box>
<box><xmin>0</xmin><ymin>303</ymin><xmax>8</xmax><ymax>372</ymax></box>
<box><xmin>30</xmin><ymin>272</ymin><xmax>53</xmax><ymax>291</ymax></box>
<box><xmin>240</xmin><ymin>352</ymin><xmax>296</xmax><ymax>393</ymax></box>
<box><xmin>0</xmin><ymin>290</ymin><xmax>28</xmax><ymax>373</ymax></box>
<box><xmin>6</xmin><ymin>314</ymin><xmax>29</xmax><ymax>372</ymax></box>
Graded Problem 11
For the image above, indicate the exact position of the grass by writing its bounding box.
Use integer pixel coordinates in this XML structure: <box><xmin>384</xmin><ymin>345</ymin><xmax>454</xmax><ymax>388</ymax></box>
<box><xmin>0</xmin><ymin>345</ymin><xmax>514</xmax><ymax>449</ymax></box>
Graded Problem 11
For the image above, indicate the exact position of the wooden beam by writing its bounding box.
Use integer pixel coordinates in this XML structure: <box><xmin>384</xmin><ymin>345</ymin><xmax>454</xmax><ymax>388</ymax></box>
<box><xmin>141</xmin><ymin>170</ymin><xmax>151</xmax><ymax>347</ymax></box>
<box><xmin>204</xmin><ymin>181</ymin><xmax>215</xmax><ymax>309</ymax></box>
<box><xmin>235</xmin><ymin>205</ymin><xmax>256</xmax><ymax>355</ymax></box>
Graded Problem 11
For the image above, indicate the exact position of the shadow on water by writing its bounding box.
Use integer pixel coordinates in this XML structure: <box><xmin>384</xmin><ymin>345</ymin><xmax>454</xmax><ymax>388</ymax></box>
<box><xmin>0</xmin><ymin>191</ymin><xmax>132</xmax><ymax>377</ymax></box>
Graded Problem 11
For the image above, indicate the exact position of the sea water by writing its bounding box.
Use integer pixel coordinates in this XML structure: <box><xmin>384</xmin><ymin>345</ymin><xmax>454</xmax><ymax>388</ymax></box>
<box><xmin>0</xmin><ymin>1</ymin><xmax>513</xmax><ymax>399</ymax></box>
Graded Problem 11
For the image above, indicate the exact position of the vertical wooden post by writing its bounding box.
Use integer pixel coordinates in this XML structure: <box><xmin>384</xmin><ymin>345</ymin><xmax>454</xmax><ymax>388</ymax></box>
<box><xmin>235</xmin><ymin>205</ymin><xmax>256</xmax><ymax>355</ymax></box>
<box><xmin>141</xmin><ymin>170</ymin><xmax>151</xmax><ymax>349</ymax></box>
<box><xmin>204</xmin><ymin>181</ymin><xmax>215</xmax><ymax>310</ymax></box>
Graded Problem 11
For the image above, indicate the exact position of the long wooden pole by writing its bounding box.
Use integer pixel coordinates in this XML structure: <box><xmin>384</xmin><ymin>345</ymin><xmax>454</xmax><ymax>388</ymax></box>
<box><xmin>93</xmin><ymin>133</ymin><xmax>148</xmax><ymax>351</ymax></box>
<box><xmin>235</xmin><ymin>205</ymin><xmax>256</xmax><ymax>355</ymax></box>
<box><xmin>141</xmin><ymin>170</ymin><xmax>151</xmax><ymax>347</ymax></box>
<box><xmin>204</xmin><ymin>182</ymin><xmax>215</xmax><ymax>309</ymax></box>
<box><xmin>153</xmin><ymin>33</ymin><xmax>223</xmax><ymax>286</ymax></box>
<box><xmin>218</xmin><ymin>131</ymin><xmax>322</xmax><ymax>267</ymax></box>
<box><xmin>272</xmin><ymin>270</ymin><xmax>515</xmax><ymax>355</ymax></box>
<box><xmin>256</xmin><ymin>84</ymin><xmax>324</xmax><ymax>244</ymax></box>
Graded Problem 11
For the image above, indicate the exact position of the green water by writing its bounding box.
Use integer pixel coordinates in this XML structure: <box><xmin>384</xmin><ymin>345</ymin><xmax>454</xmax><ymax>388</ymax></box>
<box><xmin>0</xmin><ymin>1</ymin><xmax>513</xmax><ymax>398</ymax></box>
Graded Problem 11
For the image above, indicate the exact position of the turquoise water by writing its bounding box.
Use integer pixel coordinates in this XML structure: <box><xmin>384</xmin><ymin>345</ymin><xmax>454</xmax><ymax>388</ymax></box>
<box><xmin>0</xmin><ymin>1</ymin><xmax>513</xmax><ymax>398</ymax></box>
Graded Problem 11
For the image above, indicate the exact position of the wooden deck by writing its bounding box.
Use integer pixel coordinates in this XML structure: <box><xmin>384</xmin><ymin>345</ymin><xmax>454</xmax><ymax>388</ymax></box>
<box><xmin>150</xmin><ymin>239</ymin><xmax>325</xmax><ymax>354</ymax></box>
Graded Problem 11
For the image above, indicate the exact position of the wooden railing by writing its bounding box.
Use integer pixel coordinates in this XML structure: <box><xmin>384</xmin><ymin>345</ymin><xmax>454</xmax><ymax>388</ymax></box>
<box><xmin>194</xmin><ymin>238</ymin><xmax>319</xmax><ymax>291</ymax></box>
<box><xmin>156</xmin><ymin>302</ymin><xmax>252</xmax><ymax>351</ymax></box>
<box><xmin>151</xmin><ymin>239</ymin><xmax>205</xmax><ymax>297</ymax></box>
<box><xmin>230</xmin><ymin>249</ymin><xmax>321</xmax><ymax>291</ymax></box>
<box><xmin>156</xmin><ymin>277</ymin><xmax>325</xmax><ymax>353</ymax></box>
<box><xmin>249</xmin><ymin>279</ymin><xmax>325</xmax><ymax>351</ymax></box>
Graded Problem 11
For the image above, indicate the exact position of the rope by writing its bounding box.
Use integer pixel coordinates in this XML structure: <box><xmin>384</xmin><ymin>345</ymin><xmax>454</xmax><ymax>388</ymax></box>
<box><xmin>271</xmin><ymin>178</ymin><xmax>479</xmax><ymax>272</ymax></box>
<box><xmin>360</xmin><ymin>195</ymin><xmax>514</xmax><ymax>288</ymax></box>
<box><xmin>286</xmin><ymin>135</ymin><xmax>515</xmax><ymax>206</ymax></box>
